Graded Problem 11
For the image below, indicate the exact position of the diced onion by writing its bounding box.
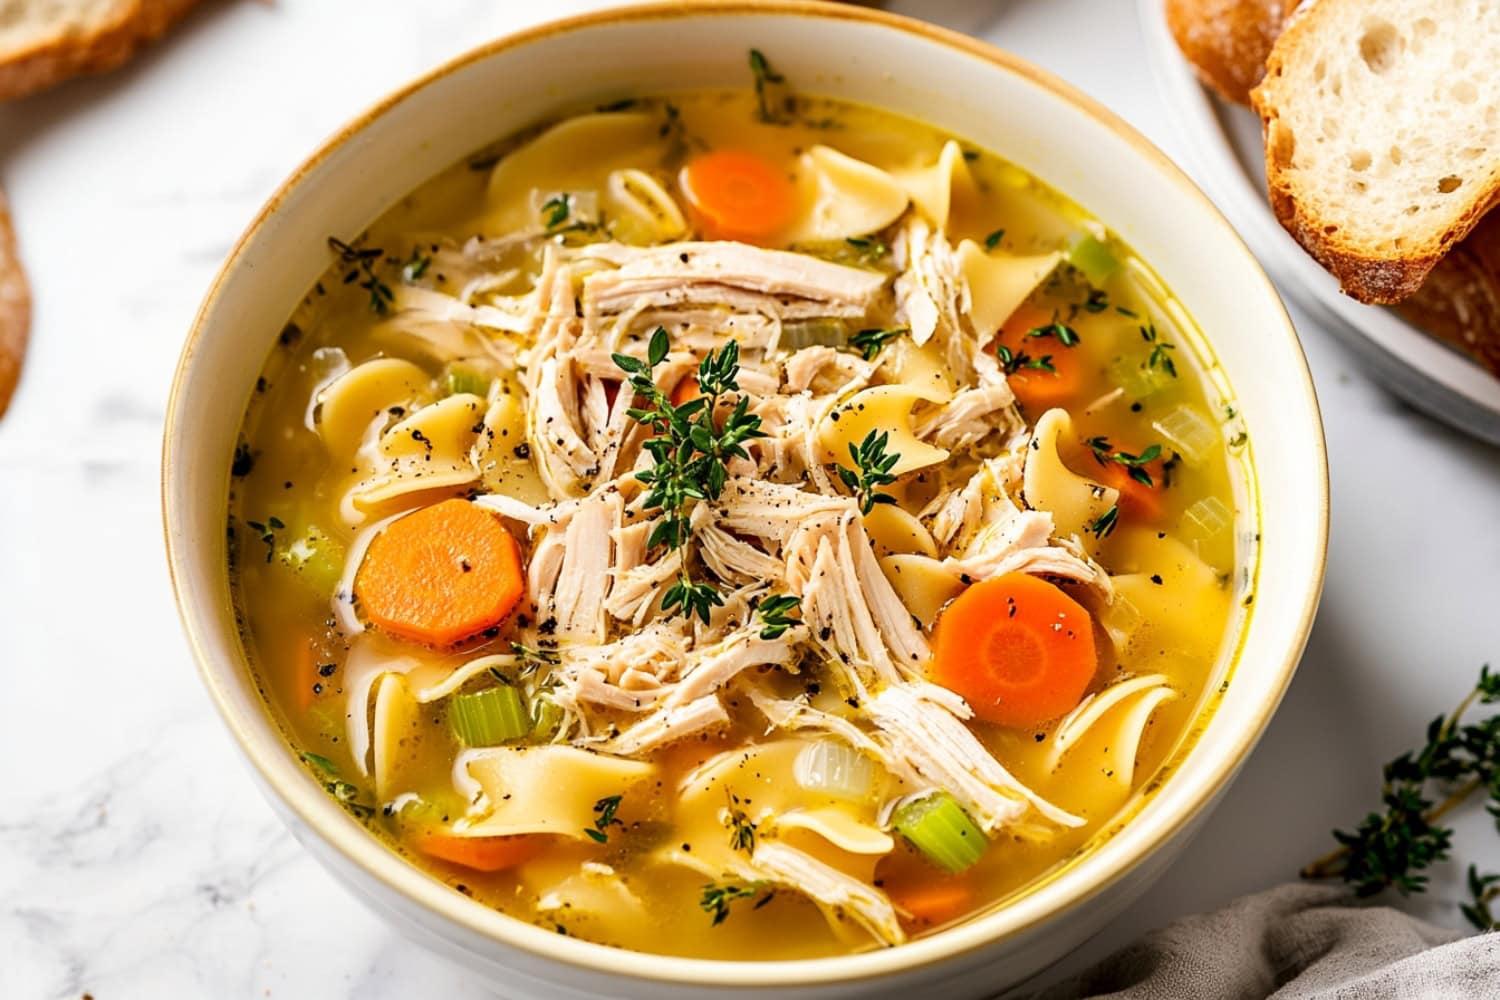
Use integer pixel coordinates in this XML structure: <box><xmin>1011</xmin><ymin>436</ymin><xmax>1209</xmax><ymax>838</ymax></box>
<box><xmin>1152</xmin><ymin>405</ymin><xmax>1219</xmax><ymax>466</ymax></box>
<box><xmin>531</xmin><ymin>694</ymin><xmax>566</xmax><ymax>743</ymax></box>
<box><xmin>891</xmin><ymin>791</ymin><xmax>988</xmax><ymax>873</ymax></box>
<box><xmin>1180</xmin><ymin>496</ymin><xmax>1233</xmax><ymax>547</ymax></box>
<box><xmin>794</xmin><ymin>739</ymin><xmax>876</xmax><ymax>802</ymax></box>
<box><xmin>1098</xmin><ymin>589</ymin><xmax>1144</xmax><ymax>649</ymax></box>
<box><xmin>450</xmin><ymin>686</ymin><xmax>530</xmax><ymax>747</ymax></box>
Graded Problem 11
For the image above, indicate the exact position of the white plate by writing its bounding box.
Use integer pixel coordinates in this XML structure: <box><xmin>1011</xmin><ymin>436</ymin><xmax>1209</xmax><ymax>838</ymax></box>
<box><xmin>1136</xmin><ymin>0</ymin><xmax>1500</xmax><ymax>444</ymax></box>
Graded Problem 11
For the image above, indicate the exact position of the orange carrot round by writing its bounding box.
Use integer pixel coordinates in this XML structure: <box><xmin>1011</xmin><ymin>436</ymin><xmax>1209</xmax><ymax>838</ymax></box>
<box><xmin>931</xmin><ymin>572</ymin><xmax>1097</xmax><ymax>728</ymax></box>
<box><xmin>995</xmin><ymin>305</ymin><xmax>1085</xmax><ymax>413</ymax></box>
<box><xmin>888</xmin><ymin>878</ymin><xmax>975</xmax><ymax>926</ymax></box>
<box><xmin>681</xmin><ymin>150</ymin><xmax>795</xmax><ymax>242</ymax></box>
<box><xmin>1096</xmin><ymin>455</ymin><xmax>1166</xmax><ymax>523</ymax></box>
<box><xmin>412</xmin><ymin>830</ymin><xmax>544</xmax><ymax>872</ymax></box>
<box><xmin>355</xmin><ymin>499</ymin><xmax>524</xmax><ymax>647</ymax></box>
<box><xmin>670</xmin><ymin>374</ymin><xmax>702</xmax><ymax>408</ymax></box>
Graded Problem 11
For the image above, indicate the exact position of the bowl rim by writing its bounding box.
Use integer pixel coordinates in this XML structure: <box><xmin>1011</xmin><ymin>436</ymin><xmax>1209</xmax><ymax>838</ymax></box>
<box><xmin>163</xmin><ymin>0</ymin><xmax>1329</xmax><ymax>987</ymax></box>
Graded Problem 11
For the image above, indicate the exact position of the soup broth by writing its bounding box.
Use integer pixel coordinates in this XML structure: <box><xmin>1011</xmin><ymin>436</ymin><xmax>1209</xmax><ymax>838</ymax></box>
<box><xmin>231</xmin><ymin>75</ymin><xmax>1251</xmax><ymax>959</ymax></box>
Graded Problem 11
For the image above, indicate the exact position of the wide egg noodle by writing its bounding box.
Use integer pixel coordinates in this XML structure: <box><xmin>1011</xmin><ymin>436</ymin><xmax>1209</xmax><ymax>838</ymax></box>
<box><xmin>818</xmin><ymin>384</ymin><xmax>951</xmax><ymax>477</ymax></box>
<box><xmin>458</xmin><ymin>746</ymin><xmax>655</xmax><ymax>840</ymax></box>
<box><xmin>785</xmin><ymin>145</ymin><xmax>910</xmax><ymax>243</ymax></box>
<box><xmin>1022</xmin><ymin>407</ymin><xmax>1118</xmax><ymax>542</ymax></box>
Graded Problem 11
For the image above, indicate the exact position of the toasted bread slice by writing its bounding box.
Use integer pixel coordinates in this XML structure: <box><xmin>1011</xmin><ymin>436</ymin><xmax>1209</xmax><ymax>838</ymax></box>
<box><xmin>0</xmin><ymin>0</ymin><xmax>201</xmax><ymax>101</ymax></box>
<box><xmin>1252</xmin><ymin>1</ymin><xmax>1500</xmax><ymax>304</ymax></box>
<box><xmin>1396</xmin><ymin>212</ymin><xmax>1500</xmax><ymax>377</ymax></box>
<box><xmin>1165</xmin><ymin>0</ymin><xmax>1302</xmax><ymax>106</ymax></box>
<box><xmin>0</xmin><ymin>187</ymin><xmax>29</xmax><ymax>418</ymax></box>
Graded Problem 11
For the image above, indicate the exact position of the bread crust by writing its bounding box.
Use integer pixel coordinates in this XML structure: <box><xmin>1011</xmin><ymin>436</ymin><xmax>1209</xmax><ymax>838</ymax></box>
<box><xmin>1165</xmin><ymin>0</ymin><xmax>1301</xmax><ymax>106</ymax></box>
<box><xmin>1251</xmin><ymin>4</ymin><xmax>1500</xmax><ymax>305</ymax></box>
<box><xmin>0</xmin><ymin>188</ymin><xmax>30</xmax><ymax>418</ymax></box>
<box><xmin>1395</xmin><ymin>213</ymin><xmax>1500</xmax><ymax>377</ymax></box>
<box><xmin>0</xmin><ymin>0</ymin><xmax>202</xmax><ymax>101</ymax></box>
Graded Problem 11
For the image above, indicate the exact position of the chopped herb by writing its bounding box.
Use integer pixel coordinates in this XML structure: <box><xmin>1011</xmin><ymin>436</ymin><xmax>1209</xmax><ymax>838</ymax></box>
<box><xmin>511</xmin><ymin>642</ymin><xmax>561</xmax><ymax>673</ymax></box>
<box><xmin>749</xmin><ymin>48</ymin><xmax>787</xmax><ymax>124</ymax></box>
<box><xmin>327</xmin><ymin>236</ymin><xmax>394</xmax><ymax>314</ymax></box>
<box><xmin>541</xmin><ymin>193</ymin><xmax>572</xmax><ymax>231</ymax></box>
<box><xmin>757</xmin><ymin>594</ymin><xmax>803</xmax><ymax>640</ymax></box>
<box><xmin>984</xmin><ymin>228</ymin><xmax>1006</xmax><ymax>251</ymax></box>
<box><xmin>244</xmin><ymin>516</ymin><xmax>284</xmax><ymax>563</ymax></box>
<box><xmin>1228</xmin><ymin>431</ymin><xmax>1248</xmax><ymax>449</ymax></box>
<box><xmin>302</xmin><ymin>752</ymin><xmax>338</xmax><ymax>776</ymax></box>
<box><xmin>1086</xmin><ymin>436</ymin><xmax>1163</xmax><ymax>487</ymax></box>
<box><xmin>328</xmin><ymin>779</ymin><xmax>374</xmax><ymax>819</ymax></box>
<box><xmin>614</xmin><ymin>329</ymin><xmax>766</xmax><ymax>624</ymax></box>
<box><xmin>1303</xmin><ymin>664</ymin><xmax>1500</xmax><ymax>924</ymax></box>
<box><xmin>596</xmin><ymin>97</ymin><xmax>638</xmax><ymax>112</ymax></box>
<box><xmin>725</xmin><ymin>789</ymin><xmax>757</xmax><ymax>855</ymax></box>
<box><xmin>1025</xmin><ymin>320</ymin><xmax>1081</xmax><ymax>348</ymax></box>
<box><xmin>1140</xmin><ymin>323</ymin><xmax>1178</xmax><ymax>378</ymax></box>
<box><xmin>699</xmin><ymin>881</ymin><xmax>766</xmax><ymax>926</ymax></box>
<box><xmin>401</xmin><ymin>247</ymin><xmax>431</xmax><ymax>283</ymax></box>
<box><xmin>1115</xmin><ymin>305</ymin><xmax>1139</xmax><ymax>318</ymax></box>
<box><xmin>1088</xmin><ymin>504</ymin><xmax>1119</xmax><ymax>538</ymax></box>
<box><xmin>849</xmin><ymin>326</ymin><xmax>907</xmax><ymax>362</ymax></box>
<box><xmin>1224</xmin><ymin>404</ymin><xmax>1238</xmax><ymax>419</ymax></box>
<box><xmin>996</xmin><ymin>344</ymin><xmax>1056</xmax><ymax>376</ymax></box>
<box><xmin>1083</xmin><ymin>288</ymin><xmax>1109</xmax><ymax>313</ymax></box>
<box><xmin>586</xmin><ymin>794</ymin><xmax>624</xmax><ymax>844</ymax></box>
<box><xmin>834</xmin><ymin>429</ymin><xmax>901</xmax><ymax>515</ymax></box>
<box><xmin>845</xmin><ymin>235</ymin><xmax>889</xmax><ymax>265</ymax></box>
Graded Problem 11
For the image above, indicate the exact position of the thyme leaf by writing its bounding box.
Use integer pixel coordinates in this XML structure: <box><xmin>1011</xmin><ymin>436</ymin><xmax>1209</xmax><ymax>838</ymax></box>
<box><xmin>849</xmin><ymin>327</ymin><xmax>907</xmax><ymax>362</ymax></box>
<box><xmin>756</xmin><ymin>594</ymin><xmax>803</xmax><ymax>640</ymax></box>
<box><xmin>834</xmin><ymin>429</ymin><xmax>901</xmax><ymax>515</ymax></box>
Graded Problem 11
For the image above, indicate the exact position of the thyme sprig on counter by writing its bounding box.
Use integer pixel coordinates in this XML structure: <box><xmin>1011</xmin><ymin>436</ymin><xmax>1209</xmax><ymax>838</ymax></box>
<box><xmin>835</xmin><ymin>429</ymin><xmax>901</xmax><ymax>515</ymax></box>
<box><xmin>1303</xmin><ymin>665</ymin><xmax>1500</xmax><ymax>929</ymax></box>
<box><xmin>613</xmin><ymin>328</ymin><xmax>766</xmax><ymax>624</ymax></box>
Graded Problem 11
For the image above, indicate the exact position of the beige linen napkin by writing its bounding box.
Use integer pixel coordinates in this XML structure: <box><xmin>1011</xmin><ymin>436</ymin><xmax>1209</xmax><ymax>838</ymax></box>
<box><xmin>1031</xmin><ymin>883</ymin><xmax>1500</xmax><ymax>999</ymax></box>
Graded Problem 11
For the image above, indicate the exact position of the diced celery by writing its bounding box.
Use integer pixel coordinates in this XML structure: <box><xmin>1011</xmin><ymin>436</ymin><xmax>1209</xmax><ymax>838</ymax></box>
<box><xmin>794</xmin><ymin>739</ymin><xmax>876</xmax><ymax>802</ymax></box>
<box><xmin>450</xmin><ymin>686</ymin><xmax>530</xmax><ymax>746</ymax></box>
<box><xmin>892</xmin><ymin>791</ymin><xmax>988</xmax><ymax>873</ymax></box>
<box><xmin>1098</xmin><ymin>590</ymin><xmax>1144</xmax><ymax>650</ymax></box>
<box><xmin>280</xmin><ymin>526</ymin><xmax>345</xmax><ymax>598</ymax></box>
<box><xmin>1065</xmin><ymin>233</ymin><xmax>1119</xmax><ymax>286</ymax></box>
<box><xmin>1109</xmin><ymin>353</ymin><xmax>1174</xmax><ymax>401</ymax></box>
<box><xmin>781</xmin><ymin>319</ymin><xmax>849</xmax><ymax>351</ymax></box>
<box><xmin>530</xmin><ymin>694</ymin><xmax>565</xmax><ymax>742</ymax></box>
<box><xmin>1152</xmin><ymin>405</ymin><xmax>1220</xmax><ymax>466</ymax></box>
<box><xmin>444</xmin><ymin>364</ymin><xmax>491</xmax><ymax>398</ymax></box>
<box><xmin>1180</xmin><ymin>496</ymin><xmax>1233</xmax><ymax>548</ymax></box>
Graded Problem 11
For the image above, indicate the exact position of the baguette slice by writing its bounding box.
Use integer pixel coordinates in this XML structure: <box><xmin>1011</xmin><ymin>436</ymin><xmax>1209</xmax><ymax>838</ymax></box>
<box><xmin>0</xmin><ymin>0</ymin><xmax>201</xmax><ymax>101</ymax></box>
<box><xmin>0</xmin><ymin>187</ymin><xmax>29</xmax><ymax>418</ymax></box>
<box><xmin>1165</xmin><ymin>0</ymin><xmax>1301</xmax><ymax>106</ymax></box>
<box><xmin>1252</xmin><ymin>0</ymin><xmax>1500</xmax><ymax>304</ymax></box>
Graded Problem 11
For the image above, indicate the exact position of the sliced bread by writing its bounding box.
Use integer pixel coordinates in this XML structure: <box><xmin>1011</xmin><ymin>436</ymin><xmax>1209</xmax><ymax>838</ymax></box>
<box><xmin>1252</xmin><ymin>0</ymin><xmax>1500</xmax><ymax>304</ymax></box>
<box><xmin>0</xmin><ymin>187</ymin><xmax>29</xmax><ymax>417</ymax></box>
<box><xmin>0</xmin><ymin>0</ymin><xmax>201</xmax><ymax>101</ymax></box>
<box><xmin>1165</xmin><ymin>0</ymin><xmax>1301</xmax><ymax>106</ymax></box>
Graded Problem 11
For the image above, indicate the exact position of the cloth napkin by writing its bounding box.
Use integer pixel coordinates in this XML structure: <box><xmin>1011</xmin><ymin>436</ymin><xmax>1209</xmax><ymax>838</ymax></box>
<box><xmin>1031</xmin><ymin>883</ymin><xmax>1500</xmax><ymax>999</ymax></box>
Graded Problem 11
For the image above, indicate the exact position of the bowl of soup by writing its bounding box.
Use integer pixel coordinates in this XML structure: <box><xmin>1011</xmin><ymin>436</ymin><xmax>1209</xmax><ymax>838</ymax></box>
<box><xmin>163</xmin><ymin>3</ymin><xmax>1327</xmax><ymax>996</ymax></box>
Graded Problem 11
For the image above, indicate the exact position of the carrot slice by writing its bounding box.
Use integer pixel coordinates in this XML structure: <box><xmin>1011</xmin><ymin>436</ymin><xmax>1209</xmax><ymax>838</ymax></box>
<box><xmin>291</xmin><ymin>638</ymin><xmax>320</xmax><ymax>713</ymax></box>
<box><xmin>995</xmin><ymin>304</ymin><xmax>1085</xmax><ymax>413</ymax></box>
<box><xmin>413</xmin><ymin>831</ymin><xmax>544</xmax><ymax>872</ymax></box>
<box><xmin>1096</xmin><ymin>455</ymin><xmax>1166</xmax><ymax>523</ymax></box>
<box><xmin>888</xmin><ymin>878</ymin><xmax>975</xmax><ymax>926</ymax></box>
<box><xmin>930</xmin><ymin>572</ymin><xmax>1097</xmax><ymax>728</ymax></box>
<box><xmin>670</xmin><ymin>374</ymin><xmax>702</xmax><ymax>408</ymax></box>
<box><xmin>681</xmin><ymin>150</ymin><xmax>795</xmax><ymax>242</ymax></box>
<box><xmin>355</xmin><ymin>498</ymin><xmax>524</xmax><ymax>647</ymax></box>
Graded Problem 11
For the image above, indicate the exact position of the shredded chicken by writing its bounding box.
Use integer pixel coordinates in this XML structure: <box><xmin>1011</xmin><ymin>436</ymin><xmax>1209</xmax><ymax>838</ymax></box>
<box><xmin>752</xmin><ymin>840</ymin><xmax>905</xmax><ymax>946</ymax></box>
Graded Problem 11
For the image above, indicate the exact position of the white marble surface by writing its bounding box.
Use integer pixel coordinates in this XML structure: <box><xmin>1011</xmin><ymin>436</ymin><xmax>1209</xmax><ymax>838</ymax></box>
<box><xmin>2</xmin><ymin>1</ymin><xmax>1498</xmax><ymax>997</ymax></box>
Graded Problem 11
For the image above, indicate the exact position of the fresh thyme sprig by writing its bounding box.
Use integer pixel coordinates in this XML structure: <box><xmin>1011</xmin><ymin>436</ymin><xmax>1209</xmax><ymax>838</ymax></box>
<box><xmin>1086</xmin><ymin>436</ymin><xmax>1163</xmax><ymax>487</ymax></box>
<box><xmin>756</xmin><ymin>594</ymin><xmax>803</xmax><ymax>640</ymax></box>
<box><xmin>850</xmin><ymin>327</ymin><xmax>907</xmax><ymax>362</ymax></box>
<box><xmin>613</xmin><ymin>328</ymin><xmax>765</xmax><ymax>624</ymax></box>
<box><xmin>835</xmin><ymin>429</ymin><xmax>901</xmax><ymax>515</ymax></box>
<box><xmin>725</xmin><ymin>788</ymin><xmax>757</xmax><ymax>855</ymax></box>
<box><xmin>1025</xmin><ymin>319</ymin><xmax>1081</xmax><ymax>348</ymax></box>
<box><xmin>996</xmin><ymin>344</ymin><xmax>1056</xmax><ymax>376</ymax></box>
<box><xmin>1140</xmin><ymin>323</ymin><xmax>1178</xmax><ymax>377</ymax></box>
<box><xmin>699</xmin><ymin>881</ymin><xmax>772</xmax><ymax>925</ymax></box>
<box><xmin>585</xmin><ymin>794</ymin><xmax>624</xmax><ymax>844</ymax></box>
<box><xmin>328</xmin><ymin>237</ymin><xmax>394</xmax><ymax>314</ymax></box>
<box><xmin>1088</xmin><ymin>504</ymin><xmax>1119</xmax><ymax>539</ymax></box>
<box><xmin>1303</xmin><ymin>665</ymin><xmax>1500</xmax><ymax>929</ymax></box>
<box><xmin>244</xmin><ymin>516</ymin><xmax>284</xmax><ymax>563</ymax></box>
<box><xmin>511</xmin><ymin>642</ymin><xmax>561</xmax><ymax>674</ymax></box>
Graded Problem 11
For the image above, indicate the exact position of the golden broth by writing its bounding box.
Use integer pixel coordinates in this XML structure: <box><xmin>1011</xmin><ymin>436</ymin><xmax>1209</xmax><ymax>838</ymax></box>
<box><xmin>230</xmin><ymin>87</ymin><xmax>1248</xmax><ymax>959</ymax></box>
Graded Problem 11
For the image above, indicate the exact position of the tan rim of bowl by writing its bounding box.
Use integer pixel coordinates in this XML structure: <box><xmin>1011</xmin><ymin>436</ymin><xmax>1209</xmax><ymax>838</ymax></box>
<box><xmin>164</xmin><ymin>0</ymin><xmax>1328</xmax><ymax>988</ymax></box>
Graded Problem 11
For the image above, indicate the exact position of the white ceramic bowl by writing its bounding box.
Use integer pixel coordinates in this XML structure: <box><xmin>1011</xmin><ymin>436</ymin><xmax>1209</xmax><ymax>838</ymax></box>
<box><xmin>163</xmin><ymin>3</ymin><xmax>1329</xmax><ymax>997</ymax></box>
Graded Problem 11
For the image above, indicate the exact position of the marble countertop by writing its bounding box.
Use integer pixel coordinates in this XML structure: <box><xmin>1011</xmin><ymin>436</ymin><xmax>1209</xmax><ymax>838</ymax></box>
<box><xmin>3</xmin><ymin>1</ymin><xmax>1498</xmax><ymax>997</ymax></box>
